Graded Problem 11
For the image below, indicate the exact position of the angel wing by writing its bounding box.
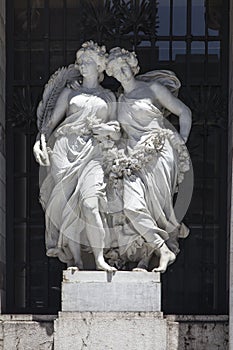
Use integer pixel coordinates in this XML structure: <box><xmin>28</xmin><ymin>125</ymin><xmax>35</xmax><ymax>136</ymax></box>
<box><xmin>136</xmin><ymin>70</ymin><xmax>181</xmax><ymax>117</ymax></box>
<box><xmin>37</xmin><ymin>64</ymin><xmax>81</xmax><ymax>133</ymax></box>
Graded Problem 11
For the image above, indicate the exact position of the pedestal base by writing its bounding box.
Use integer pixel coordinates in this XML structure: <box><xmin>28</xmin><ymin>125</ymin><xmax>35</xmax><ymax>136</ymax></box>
<box><xmin>55</xmin><ymin>270</ymin><xmax>167</xmax><ymax>349</ymax></box>
<box><xmin>54</xmin><ymin>311</ymin><xmax>167</xmax><ymax>350</ymax></box>
<box><xmin>62</xmin><ymin>270</ymin><xmax>161</xmax><ymax>312</ymax></box>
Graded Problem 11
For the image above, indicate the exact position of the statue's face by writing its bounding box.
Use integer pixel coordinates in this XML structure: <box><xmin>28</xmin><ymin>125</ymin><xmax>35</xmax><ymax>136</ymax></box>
<box><xmin>76</xmin><ymin>53</ymin><xmax>98</xmax><ymax>78</ymax></box>
<box><xmin>111</xmin><ymin>60</ymin><xmax>133</xmax><ymax>83</ymax></box>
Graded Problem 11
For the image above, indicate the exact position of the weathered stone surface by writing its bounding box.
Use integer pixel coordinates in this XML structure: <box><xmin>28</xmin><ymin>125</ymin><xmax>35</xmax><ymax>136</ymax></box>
<box><xmin>167</xmin><ymin>320</ymin><xmax>179</xmax><ymax>349</ymax></box>
<box><xmin>166</xmin><ymin>315</ymin><xmax>229</xmax><ymax>350</ymax></box>
<box><xmin>0</xmin><ymin>319</ymin><xmax>54</xmax><ymax>350</ymax></box>
<box><xmin>0</xmin><ymin>314</ymin><xmax>228</xmax><ymax>349</ymax></box>
<box><xmin>54</xmin><ymin>311</ymin><xmax>167</xmax><ymax>350</ymax></box>
<box><xmin>62</xmin><ymin>270</ymin><xmax>161</xmax><ymax>312</ymax></box>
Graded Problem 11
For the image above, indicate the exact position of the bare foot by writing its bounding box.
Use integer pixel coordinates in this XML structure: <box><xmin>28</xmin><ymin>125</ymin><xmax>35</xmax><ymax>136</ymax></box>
<box><xmin>97</xmin><ymin>262</ymin><xmax>117</xmax><ymax>272</ymax></box>
<box><xmin>152</xmin><ymin>244</ymin><xmax>176</xmax><ymax>273</ymax></box>
<box><xmin>67</xmin><ymin>260</ymin><xmax>83</xmax><ymax>270</ymax></box>
<box><xmin>96</xmin><ymin>257</ymin><xmax>117</xmax><ymax>272</ymax></box>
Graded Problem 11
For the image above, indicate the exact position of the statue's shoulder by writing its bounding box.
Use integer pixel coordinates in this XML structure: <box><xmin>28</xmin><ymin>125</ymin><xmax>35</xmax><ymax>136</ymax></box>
<box><xmin>61</xmin><ymin>86</ymin><xmax>73</xmax><ymax>97</ymax></box>
<box><xmin>136</xmin><ymin>70</ymin><xmax>181</xmax><ymax>96</ymax></box>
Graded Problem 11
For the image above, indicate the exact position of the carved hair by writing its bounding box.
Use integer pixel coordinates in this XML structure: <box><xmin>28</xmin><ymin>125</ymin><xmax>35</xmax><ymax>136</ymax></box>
<box><xmin>75</xmin><ymin>41</ymin><xmax>107</xmax><ymax>81</ymax></box>
<box><xmin>106</xmin><ymin>47</ymin><xmax>140</xmax><ymax>77</ymax></box>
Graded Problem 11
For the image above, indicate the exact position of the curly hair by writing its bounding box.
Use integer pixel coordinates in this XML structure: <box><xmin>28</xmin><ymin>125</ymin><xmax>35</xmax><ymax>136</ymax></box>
<box><xmin>106</xmin><ymin>47</ymin><xmax>140</xmax><ymax>77</ymax></box>
<box><xmin>75</xmin><ymin>41</ymin><xmax>107</xmax><ymax>81</ymax></box>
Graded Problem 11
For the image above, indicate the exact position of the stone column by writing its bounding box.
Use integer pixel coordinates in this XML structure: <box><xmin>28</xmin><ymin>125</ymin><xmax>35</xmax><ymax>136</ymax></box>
<box><xmin>230</xmin><ymin>0</ymin><xmax>233</xmax><ymax>348</ymax></box>
<box><xmin>0</xmin><ymin>0</ymin><xmax>6</xmax><ymax>313</ymax></box>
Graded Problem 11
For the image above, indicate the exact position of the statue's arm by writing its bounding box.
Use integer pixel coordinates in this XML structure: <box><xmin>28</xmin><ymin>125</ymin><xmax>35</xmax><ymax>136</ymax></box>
<box><xmin>92</xmin><ymin>91</ymin><xmax>120</xmax><ymax>141</ymax></box>
<box><xmin>44</xmin><ymin>87</ymin><xmax>70</xmax><ymax>139</ymax></box>
<box><xmin>151</xmin><ymin>82</ymin><xmax>192</xmax><ymax>142</ymax></box>
<box><xmin>33</xmin><ymin>88</ymin><xmax>70</xmax><ymax>166</ymax></box>
<box><xmin>107</xmin><ymin>92</ymin><xmax>120</xmax><ymax>141</ymax></box>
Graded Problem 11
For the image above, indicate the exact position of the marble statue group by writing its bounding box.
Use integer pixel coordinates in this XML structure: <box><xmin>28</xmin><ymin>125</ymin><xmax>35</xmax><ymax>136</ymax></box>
<box><xmin>33</xmin><ymin>41</ymin><xmax>192</xmax><ymax>274</ymax></box>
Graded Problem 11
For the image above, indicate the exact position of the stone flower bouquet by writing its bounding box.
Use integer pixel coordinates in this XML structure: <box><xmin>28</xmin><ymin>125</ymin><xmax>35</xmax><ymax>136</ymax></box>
<box><xmin>103</xmin><ymin>128</ymin><xmax>190</xmax><ymax>185</ymax></box>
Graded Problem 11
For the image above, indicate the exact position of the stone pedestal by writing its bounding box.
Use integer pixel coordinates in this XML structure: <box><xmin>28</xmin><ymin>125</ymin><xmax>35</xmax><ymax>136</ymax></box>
<box><xmin>62</xmin><ymin>270</ymin><xmax>161</xmax><ymax>312</ymax></box>
<box><xmin>54</xmin><ymin>270</ymin><xmax>168</xmax><ymax>350</ymax></box>
<box><xmin>54</xmin><ymin>311</ymin><xmax>167</xmax><ymax>350</ymax></box>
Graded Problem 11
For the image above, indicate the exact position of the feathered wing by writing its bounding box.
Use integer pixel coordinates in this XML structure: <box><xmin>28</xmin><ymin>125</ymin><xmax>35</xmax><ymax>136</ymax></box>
<box><xmin>136</xmin><ymin>70</ymin><xmax>181</xmax><ymax>117</ymax></box>
<box><xmin>36</xmin><ymin>64</ymin><xmax>81</xmax><ymax>134</ymax></box>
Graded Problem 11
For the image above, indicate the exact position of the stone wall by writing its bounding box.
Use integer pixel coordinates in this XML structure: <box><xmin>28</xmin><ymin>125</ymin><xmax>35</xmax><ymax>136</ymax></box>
<box><xmin>0</xmin><ymin>0</ymin><xmax>6</xmax><ymax>313</ymax></box>
<box><xmin>166</xmin><ymin>315</ymin><xmax>228</xmax><ymax>350</ymax></box>
<box><xmin>0</xmin><ymin>315</ymin><xmax>55</xmax><ymax>350</ymax></box>
<box><xmin>0</xmin><ymin>314</ymin><xmax>228</xmax><ymax>350</ymax></box>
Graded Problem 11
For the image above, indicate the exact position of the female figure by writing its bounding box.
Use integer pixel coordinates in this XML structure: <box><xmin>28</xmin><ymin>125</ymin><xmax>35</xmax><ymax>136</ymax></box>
<box><xmin>106</xmin><ymin>47</ymin><xmax>192</xmax><ymax>273</ymax></box>
<box><xmin>34</xmin><ymin>41</ymin><xmax>119</xmax><ymax>271</ymax></box>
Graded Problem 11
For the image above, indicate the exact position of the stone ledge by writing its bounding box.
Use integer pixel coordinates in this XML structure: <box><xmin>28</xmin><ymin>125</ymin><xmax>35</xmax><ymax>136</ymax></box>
<box><xmin>63</xmin><ymin>269</ymin><xmax>160</xmax><ymax>283</ymax></box>
<box><xmin>0</xmin><ymin>315</ymin><xmax>57</xmax><ymax>322</ymax></box>
<box><xmin>58</xmin><ymin>311</ymin><xmax>164</xmax><ymax>319</ymax></box>
<box><xmin>166</xmin><ymin>314</ymin><xmax>229</xmax><ymax>322</ymax></box>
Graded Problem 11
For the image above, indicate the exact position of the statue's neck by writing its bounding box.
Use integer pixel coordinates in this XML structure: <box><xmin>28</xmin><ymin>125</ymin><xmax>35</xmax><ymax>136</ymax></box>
<box><xmin>82</xmin><ymin>76</ymin><xmax>99</xmax><ymax>90</ymax></box>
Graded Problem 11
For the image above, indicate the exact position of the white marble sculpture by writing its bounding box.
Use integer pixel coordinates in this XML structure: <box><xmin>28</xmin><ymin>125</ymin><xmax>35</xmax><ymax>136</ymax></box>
<box><xmin>33</xmin><ymin>41</ymin><xmax>120</xmax><ymax>271</ymax></box>
<box><xmin>105</xmin><ymin>47</ymin><xmax>191</xmax><ymax>273</ymax></box>
<box><xmin>34</xmin><ymin>42</ymin><xmax>192</xmax><ymax>273</ymax></box>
